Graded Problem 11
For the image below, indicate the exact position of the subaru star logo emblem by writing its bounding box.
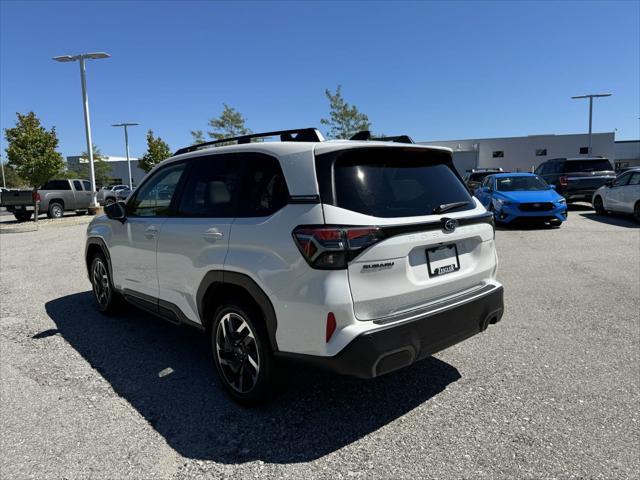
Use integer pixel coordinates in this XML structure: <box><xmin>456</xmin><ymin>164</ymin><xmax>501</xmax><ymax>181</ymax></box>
<box><xmin>442</xmin><ymin>218</ymin><xmax>458</xmax><ymax>233</ymax></box>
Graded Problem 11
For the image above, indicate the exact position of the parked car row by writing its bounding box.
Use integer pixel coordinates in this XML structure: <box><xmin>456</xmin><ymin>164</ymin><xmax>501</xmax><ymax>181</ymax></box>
<box><xmin>464</xmin><ymin>157</ymin><xmax>639</xmax><ymax>225</ymax></box>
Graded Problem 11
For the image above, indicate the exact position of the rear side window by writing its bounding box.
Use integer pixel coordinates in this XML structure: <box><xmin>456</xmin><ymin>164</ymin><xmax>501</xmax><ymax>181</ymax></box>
<box><xmin>628</xmin><ymin>172</ymin><xmax>640</xmax><ymax>185</ymax></box>
<box><xmin>317</xmin><ymin>148</ymin><xmax>473</xmax><ymax>218</ymax></box>
<box><xmin>239</xmin><ymin>155</ymin><xmax>289</xmax><ymax>217</ymax></box>
<box><xmin>177</xmin><ymin>155</ymin><xmax>244</xmax><ymax>217</ymax></box>
<box><xmin>564</xmin><ymin>159</ymin><xmax>613</xmax><ymax>173</ymax></box>
<box><xmin>42</xmin><ymin>180</ymin><xmax>71</xmax><ymax>190</ymax></box>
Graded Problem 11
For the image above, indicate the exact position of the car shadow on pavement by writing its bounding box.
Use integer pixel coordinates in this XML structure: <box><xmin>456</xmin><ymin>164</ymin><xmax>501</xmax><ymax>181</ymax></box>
<box><xmin>579</xmin><ymin>212</ymin><xmax>639</xmax><ymax>228</ymax></box>
<box><xmin>44</xmin><ymin>291</ymin><xmax>461</xmax><ymax>464</ymax></box>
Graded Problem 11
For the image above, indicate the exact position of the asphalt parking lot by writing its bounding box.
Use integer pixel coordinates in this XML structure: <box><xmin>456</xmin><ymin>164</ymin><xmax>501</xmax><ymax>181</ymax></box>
<box><xmin>1</xmin><ymin>205</ymin><xmax>638</xmax><ymax>479</ymax></box>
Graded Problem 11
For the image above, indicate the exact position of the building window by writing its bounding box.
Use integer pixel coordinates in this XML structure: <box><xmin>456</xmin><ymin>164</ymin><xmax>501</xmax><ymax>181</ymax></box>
<box><xmin>535</xmin><ymin>149</ymin><xmax>547</xmax><ymax>156</ymax></box>
<box><xmin>579</xmin><ymin>147</ymin><xmax>589</xmax><ymax>154</ymax></box>
<box><xmin>492</xmin><ymin>151</ymin><xmax>504</xmax><ymax>158</ymax></box>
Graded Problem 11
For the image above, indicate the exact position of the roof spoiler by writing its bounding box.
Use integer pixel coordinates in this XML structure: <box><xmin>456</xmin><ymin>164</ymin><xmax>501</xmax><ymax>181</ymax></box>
<box><xmin>174</xmin><ymin>128</ymin><xmax>325</xmax><ymax>156</ymax></box>
<box><xmin>349</xmin><ymin>130</ymin><xmax>414</xmax><ymax>144</ymax></box>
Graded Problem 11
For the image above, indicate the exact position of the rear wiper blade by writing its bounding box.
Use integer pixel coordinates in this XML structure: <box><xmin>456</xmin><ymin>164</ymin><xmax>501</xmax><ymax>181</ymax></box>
<box><xmin>433</xmin><ymin>201</ymin><xmax>471</xmax><ymax>214</ymax></box>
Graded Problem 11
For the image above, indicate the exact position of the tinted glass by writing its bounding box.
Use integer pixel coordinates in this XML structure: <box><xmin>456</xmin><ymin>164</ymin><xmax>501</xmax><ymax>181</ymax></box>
<box><xmin>42</xmin><ymin>180</ymin><xmax>71</xmax><ymax>190</ymax></box>
<box><xmin>564</xmin><ymin>159</ymin><xmax>612</xmax><ymax>173</ymax></box>
<box><xmin>73</xmin><ymin>180</ymin><xmax>83</xmax><ymax>190</ymax></box>
<box><xmin>177</xmin><ymin>156</ymin><xmax>243</xmax><ymax>217</ymax></box>
<box><xmin>128</xmin><ymin>163</ymin><xmax>185</xmax><ymax>217</ymax></box>
<box><xmin>331</xmin><ymin>149</ymin><xmax>473</xmax><ymax>218</ymax></box>
<box><xmin>82</xmin><ymin>181</ymin><xmax>91</xmax><ymax>191</ymax></box>
<box><xmin>496</xmin><ymin>176</ymin><xmax>548</xmax><ymax>191</ymax></box>
<box><xmin>469</xmin><ymin>172</ymin><xmax>494</xmax><ymax>182</ymax></box>
<box><xmin>613</xmin><ymin>173</ymin><xmax>631</xmax><ymax>187</ymax></box>
<box><xmin>240</xmin><ymin>155</ymin><xmax>289</xmax><ymax>217</ymax></box>
<box><xmin>628</xmin><ymin>172</ymin><xmax>640</xmax><ymax>186</ymax></box>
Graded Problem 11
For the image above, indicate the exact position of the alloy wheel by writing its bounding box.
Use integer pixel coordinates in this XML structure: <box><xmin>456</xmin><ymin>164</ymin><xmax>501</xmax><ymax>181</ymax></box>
<box><xmin>91</xmin><ymin>259</ymin><xmax>111</xmax><ymax>308</ymax></box>
<box><xmin>52</xmin><ymin>205</ymin><xmax>63</xmax><ymax>217</ymax></box>
<box><xmin>215</xmin><ymin>312</ymin><xmax>260</xmax><ymax>393</ymax></box>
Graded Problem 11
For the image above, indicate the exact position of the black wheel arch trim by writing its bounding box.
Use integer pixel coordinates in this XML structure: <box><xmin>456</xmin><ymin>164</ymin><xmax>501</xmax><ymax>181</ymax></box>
<box><xmin>85</xmin><ymin>237</ymin><xmax>113</xmax><ymax>280</ymax></box>
<box><xmin>196</xmin><ymin>270</ymin><xmax>279</xmax><ymax>351</ymax></box>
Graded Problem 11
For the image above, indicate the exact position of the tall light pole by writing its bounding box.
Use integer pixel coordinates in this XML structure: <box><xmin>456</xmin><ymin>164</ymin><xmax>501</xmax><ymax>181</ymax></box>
<box><xmin>571</xmin><ymin>93</ymin><xmax>612</xmax><ymax>157</ymax></box>
<box><xmin>53</xmin><ymin>52</ymin><xmax>110</xmax><ymax>210</ymax></box>
<box><xmin>112</xmin><ymin>123</ymin><xmax>139</xmax><ymax>189</ymax></box>
<box><xmin>1</xmin><ymin>158</ymin><xmax>6</xmax><ymax>189</ymax></box>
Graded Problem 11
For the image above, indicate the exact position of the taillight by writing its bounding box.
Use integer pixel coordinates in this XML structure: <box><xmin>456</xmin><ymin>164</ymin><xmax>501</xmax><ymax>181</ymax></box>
<box><xmin>32</xmin><ymin>192</ymin><xmax>41</xmax><ymax>203</ymax></box>
<box><xmin>292</xmin><ymin>225</ymin><xmax>385</xmax><ymax>269</ymax></box>
<box><xmin>559</xmin><ymin>176</ymin><xmax>568</xmax><ymax>186</ymax></box>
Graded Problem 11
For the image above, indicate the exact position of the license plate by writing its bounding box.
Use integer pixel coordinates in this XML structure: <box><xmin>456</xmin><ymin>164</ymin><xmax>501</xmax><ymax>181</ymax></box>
<box><xmin>15</xmin><ymin>205</ymin><xmax>24</xmax><ymax>210</ymax></box>
<box><xmin>426</xmin><ymin>244</ymin><xmax>460</xmax><ymax>277</ymax></box>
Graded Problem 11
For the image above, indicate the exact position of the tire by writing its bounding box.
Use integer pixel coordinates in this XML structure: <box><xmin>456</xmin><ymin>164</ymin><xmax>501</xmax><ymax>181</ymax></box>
<box><xmin>47</xmin><ymin>202</ymin><xmax>64</xmax><ymax>219</ymax></box>
<box><xmin>593</xmin><ymin>196</ymin><xmax>606</xmax><ymax>215</ymax></box>
<box><xmin>211</xmin><ymin>301</ymin><xmax>276</xmax><ymax>406</ymax></box>
<box><xmin>90</xmin><ymin>253</ymin><xmax>121</xmax><ymax>314</ymax></box>
<box><xmin>634</xmin><ymin>201</ymin><xmax>640</xmax><ymax>223</ymax></box>
<box><xmin>104</xmin><ymin>198</ymin><xmax>116</xmax><ymax>207</ymax></box>
<box><xmin>13</xmin><ymin>211</ymin><xmax>33</xmax><ymax>222</ymax></box>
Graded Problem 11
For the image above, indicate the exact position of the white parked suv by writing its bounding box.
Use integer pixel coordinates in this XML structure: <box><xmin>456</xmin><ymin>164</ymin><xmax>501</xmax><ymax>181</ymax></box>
<box><xmin>85</xmin><ymin>128</ymin><xmax>504</xmax><ymax>404</ymax></box>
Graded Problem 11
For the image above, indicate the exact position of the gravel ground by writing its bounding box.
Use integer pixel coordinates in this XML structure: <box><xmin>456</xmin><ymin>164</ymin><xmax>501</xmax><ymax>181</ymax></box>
<box><xmin>1</xmin><ymin>205</ymin><xmax>638</xmax><ymax>479</ymax></box>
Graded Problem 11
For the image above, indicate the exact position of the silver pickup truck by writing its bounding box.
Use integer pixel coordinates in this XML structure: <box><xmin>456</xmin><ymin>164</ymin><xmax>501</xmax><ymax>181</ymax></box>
<box><xmin>0</xmin><ymin>178</ymin><xmax>93</xmax><ymax>221</ymax></box>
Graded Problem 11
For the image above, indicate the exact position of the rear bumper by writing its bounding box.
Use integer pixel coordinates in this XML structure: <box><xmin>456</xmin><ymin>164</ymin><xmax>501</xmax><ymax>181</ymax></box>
<box><xmin>276</xmin><ymin>284</ymin><xmax>504</xmax><ymax>378</ymax></box>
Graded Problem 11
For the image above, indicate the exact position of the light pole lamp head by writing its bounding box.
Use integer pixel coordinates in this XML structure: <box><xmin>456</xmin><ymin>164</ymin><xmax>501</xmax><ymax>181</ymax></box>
<box><xmin>52</xmin><ymin>55</ymin><xmax>76</xmax><ymax>62</ymax></box>
<box><xmin>112</xmin><ymin>123</ymin><xmax>139</xmax><ymax>127</ymax></box>
<box><xmin>85</xmin><ymin>52</ymin><xmax>111</xmax><ymax>60</ymax></box>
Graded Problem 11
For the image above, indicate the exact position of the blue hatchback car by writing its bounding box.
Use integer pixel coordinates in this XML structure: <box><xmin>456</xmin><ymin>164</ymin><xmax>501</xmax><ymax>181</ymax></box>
<box><xmin>474</xmin><ymin>173</ymin><xmax>568</xmax><ymax>226</ymax></box>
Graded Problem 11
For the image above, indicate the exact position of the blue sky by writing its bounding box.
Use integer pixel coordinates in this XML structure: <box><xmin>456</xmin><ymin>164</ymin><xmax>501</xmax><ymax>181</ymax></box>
<box><xmin>1</xmin><ymin>0</ymin><xmax>638</xmax><ymax>159</ymax></box>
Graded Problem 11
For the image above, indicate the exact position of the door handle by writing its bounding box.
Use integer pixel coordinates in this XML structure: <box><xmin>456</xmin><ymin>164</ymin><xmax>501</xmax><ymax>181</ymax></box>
<box><xmin>203</xmin><ymin>228</ymin><xmax>224</xmax><ymax>242</ymax></box>
<box><xmin>144</xmin><ymin>226</ymin><xmax>159</xmax><ymax>239</ymax></box>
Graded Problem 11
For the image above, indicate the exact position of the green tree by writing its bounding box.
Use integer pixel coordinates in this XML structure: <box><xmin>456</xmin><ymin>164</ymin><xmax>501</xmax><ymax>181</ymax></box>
<box><xmin>3</xmin><ymin>112</ymin><xmax>65</xmax><ymax>188</ymax></box>
<box><xmin>320</xmin><ymin>85</ymin><xmax>371</xmax><ymax>139</ymax></box>
<box><xmin>70</xmin><ymin>145</ymin><xmax>112</xmax><ymax>187</ymax></box>
<box><xmin>207</xmin><ymin>104</ymin><xmax>252</xmax><ymax>143</ymax></box>
<box><xmin>0</xmin><ymin>160</ymin><xmax>26</xmax><ymax>188</ymax></box>
<box><xmin>190</xmin><ymin>129</ymin><xmax>206</xmax><ymax>144</ymax></box>
<box><xmin>139</xmin><ymin>130</ymin><xmax>171</xmax><ymax>172</ymax></box>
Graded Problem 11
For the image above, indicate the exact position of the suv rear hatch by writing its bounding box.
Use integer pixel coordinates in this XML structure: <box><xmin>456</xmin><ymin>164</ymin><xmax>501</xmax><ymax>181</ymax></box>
<box><xmin>313</xmin><ymin>146</ymin><xmax>496</xmax><ymax>321</ymax></box>
<box><xmin>562</xmin><ymin>158</ymin><xmax>615</xmax><ymax>194</ymax></box>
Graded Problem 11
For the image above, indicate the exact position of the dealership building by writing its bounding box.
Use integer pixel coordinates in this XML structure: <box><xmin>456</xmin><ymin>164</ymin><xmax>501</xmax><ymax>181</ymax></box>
<box><xmin>66</xmin><ymin>155</ymin><xmax>146</xmax><ymax>186</ymax></box>
<box><xmin>419</xmin><ymin>132</ymin><xmax>640</xmax><ymax>175</ymax></box>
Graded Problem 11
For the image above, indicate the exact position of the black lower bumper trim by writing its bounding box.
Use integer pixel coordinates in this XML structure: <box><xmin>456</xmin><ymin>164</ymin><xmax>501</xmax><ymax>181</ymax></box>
<box><xmin>276</xmin><ymin>286</ymin><xmax>504</xmax><ymax>379</ymax></box>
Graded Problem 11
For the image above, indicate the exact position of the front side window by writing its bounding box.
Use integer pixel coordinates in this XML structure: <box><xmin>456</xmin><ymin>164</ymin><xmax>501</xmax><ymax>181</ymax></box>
<box><xmin>496</xmin><ymin>175</ymin><xmax>548</xmax><ymax>192</ymax></box>
<box><xmin>628</xmin><ymin>172</ymin><xmax>640</xmax><ymax>186</ymax></box>
<box><xmin>177</xmin><ymin>155</ymin><xmax>243</xmax><ymax>217</ymax></box>
<box><xmin>612</xmin><ymin>173</ymin><xmax>631</xmax><ymax>187</ymax></box>
<box><xmin>128</xmin><ymin>163</ymin><xmax>185</xmax><ymax>217</ymax></box>
<box><xmin>82</xmin><ymin>181</ymin><xmax>91</xmax><ymax>191</ymax></box>
<box><xmin>73</xmin><ymin>180</ymin><xmax>83</xmax><ymax>190</ymax></box>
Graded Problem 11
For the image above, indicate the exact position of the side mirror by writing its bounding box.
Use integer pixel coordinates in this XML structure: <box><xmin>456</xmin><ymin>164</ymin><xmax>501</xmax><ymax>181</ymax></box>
<box><xmin>105</xmin><ymin>201</ymin><xmax>126</xmax><ymax>223</ymax></box>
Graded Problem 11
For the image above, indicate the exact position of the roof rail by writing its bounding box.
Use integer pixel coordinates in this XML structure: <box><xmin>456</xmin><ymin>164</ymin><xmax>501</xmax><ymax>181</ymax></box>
<box><xmin>349</xmin><ymin>130</ymin><xmax>414</xmax><ymax>144</ymax></box>
<box><xmin>174</xmin><ymin>128</ymin><xmax>325</xmax><ymax>156</ymax></box>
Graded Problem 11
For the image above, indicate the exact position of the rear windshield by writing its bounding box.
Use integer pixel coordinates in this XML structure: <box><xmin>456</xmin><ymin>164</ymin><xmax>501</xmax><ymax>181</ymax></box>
<box><xmin>564</xmin><ymin>159</ymin><xmax>613</xmax><ymax>173</ymax></box>
<box><xmin>469</xmin><ymin>172</ymin><xmax>496</xmax><ymax>182</ymax></box>
<box><xmin>322</xmin><ymin>148</ymin><xmax>473</xmax><ymax>218</ymax></box>
<box><xmin>496</xmin><ymin>176</ymin><xmax>548</xmax><ymax>191</ymax></box>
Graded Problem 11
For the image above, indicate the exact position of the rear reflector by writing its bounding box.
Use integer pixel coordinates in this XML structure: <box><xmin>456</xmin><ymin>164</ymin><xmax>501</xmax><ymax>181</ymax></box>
<box><xmin>559</xmin><ymin>176</ymin><xmax>568</xmax><ymax>186</ymax></box>
<box><xmin>326</xmin><ymin>312</ymin><xmax>337</xmax><ymax>342</ymax></box>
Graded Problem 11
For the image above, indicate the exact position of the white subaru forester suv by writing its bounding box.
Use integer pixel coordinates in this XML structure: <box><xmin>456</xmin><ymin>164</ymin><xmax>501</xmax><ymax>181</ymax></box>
<box><xmin>85</xmin><ymin>128</ymin><xmax>504</xmax><ymax>405</ymax></box>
